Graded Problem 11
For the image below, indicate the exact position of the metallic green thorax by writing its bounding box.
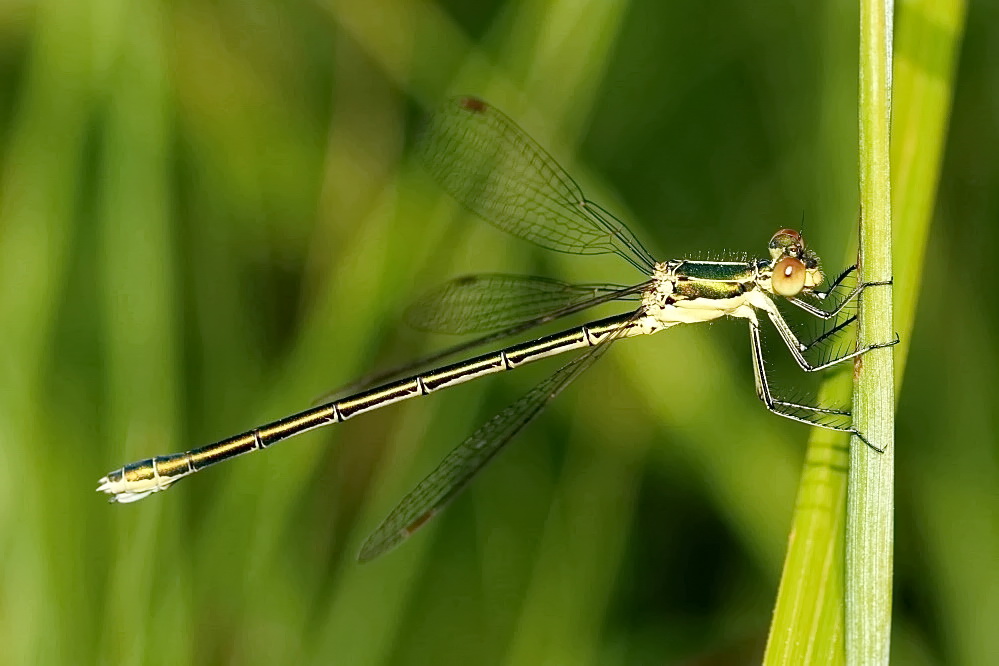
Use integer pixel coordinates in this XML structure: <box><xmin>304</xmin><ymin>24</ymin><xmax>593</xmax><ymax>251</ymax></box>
<box><xmin>668</xmin><ymin>260</ymin><xmax>756</xmax><ymax>301</ymax></box>
<box><xmin>672</xmin><ymin>260</ymin><xmax>758</xmax><ymax>282</ymax></box>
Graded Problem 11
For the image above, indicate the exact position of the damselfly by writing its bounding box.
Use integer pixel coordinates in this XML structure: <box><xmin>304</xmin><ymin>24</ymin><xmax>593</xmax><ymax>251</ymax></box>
<box><xmin>97</xmin><ymin>96</ymin><xmax>893</xmax><ymax>561</ymax></box>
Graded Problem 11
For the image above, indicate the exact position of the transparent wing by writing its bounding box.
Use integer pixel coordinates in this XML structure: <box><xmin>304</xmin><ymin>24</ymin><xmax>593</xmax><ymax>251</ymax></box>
<box><xmin>406</xmin><ymin>273</ymin><xmax>632</xmax><ymax>334</ymax></box>
<box><xmin>418</xmin><ymin>96</ymin><xmax>657</xmax><ymax>272</ymax></box>
<box><xmin>357</xmin><ymin>309</ymin><xmax>639</xmax><ymax>562</ymax></box>
<box><xmin>313</xmin><ymin>280</ymin><xmax>649</xmax><ymax>405</ymax></box>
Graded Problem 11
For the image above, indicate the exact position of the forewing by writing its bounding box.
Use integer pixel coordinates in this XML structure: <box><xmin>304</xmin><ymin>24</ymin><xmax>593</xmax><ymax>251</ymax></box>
<box><xmin>406</xmin><ymin>273</ymin><xmax>628</xmax><ymax>334</ymax></box>
<box><xmin>418</xmin><ymin>97</ymin><xmax>656</xmax><ymax>271</ymax></box>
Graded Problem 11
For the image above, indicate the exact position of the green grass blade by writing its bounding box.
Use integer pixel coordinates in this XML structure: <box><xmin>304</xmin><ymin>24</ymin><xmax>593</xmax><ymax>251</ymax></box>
<box><xmin>766</xmin><ymin>0</ymin><xmax>965</xmax><ymax>664</ymax></box>
<box><xmin>766</xmin><ymin>0</ymin><xmax>966</xmax><ymax>664</ymax></box>
<box><xmin>846</xmin><ymin>0</ymin><xmax>896</xmax><ymax>663</ymax></box>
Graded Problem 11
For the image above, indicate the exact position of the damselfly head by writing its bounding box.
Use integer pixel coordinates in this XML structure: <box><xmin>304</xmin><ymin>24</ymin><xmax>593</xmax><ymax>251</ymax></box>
<box><xmin>766</xmin><ymin>229</ymin><xmax>823</xmax><ymax>296</ymax></box>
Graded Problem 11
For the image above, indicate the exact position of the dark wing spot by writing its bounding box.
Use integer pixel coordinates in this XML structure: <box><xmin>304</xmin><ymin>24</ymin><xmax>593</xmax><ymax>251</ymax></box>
<box><xmin>459</xmin><ymin>96</ymin><xmax>488</xmax><ymax>113</ymax></box>
<box><xmin>404</xmin><ymin>509</ymin><xmax>437</xmax><ymax>536</ymax></box>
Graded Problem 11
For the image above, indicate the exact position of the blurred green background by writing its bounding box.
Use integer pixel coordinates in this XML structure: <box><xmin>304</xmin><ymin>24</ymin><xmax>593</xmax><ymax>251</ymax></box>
<box><xmin>0</xmin><ymin>0</ymin><xmax>991</xmax><ymax>664</ymax></box>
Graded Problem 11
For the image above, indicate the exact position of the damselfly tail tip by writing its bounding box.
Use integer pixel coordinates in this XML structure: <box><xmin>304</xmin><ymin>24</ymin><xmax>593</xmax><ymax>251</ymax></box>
<box><xmin>95</xmin><ymin>475</ymin><xmax>121</xmax><ymax>503</ymax></box>
<box><xmin>95</xmin><ymin>471</ymin><xmax>159</xmax><ymax>504</ymax></box>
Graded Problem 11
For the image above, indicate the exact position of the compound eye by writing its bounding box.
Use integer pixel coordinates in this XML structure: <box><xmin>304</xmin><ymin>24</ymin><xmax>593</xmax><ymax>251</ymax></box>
<box><xmin>772</xmin><ymin>257</ymin><xmax>806</xmax><ymax>296</ymax></box>
<box><xmin>771</xmin><ymin>228</ymin><xmax>802</xmax><ymax>246</ymax></box>
<box><xmin>768</xmin><ymin>229</ymin><xmax>804</xmax><ymax>259</ymax></box>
